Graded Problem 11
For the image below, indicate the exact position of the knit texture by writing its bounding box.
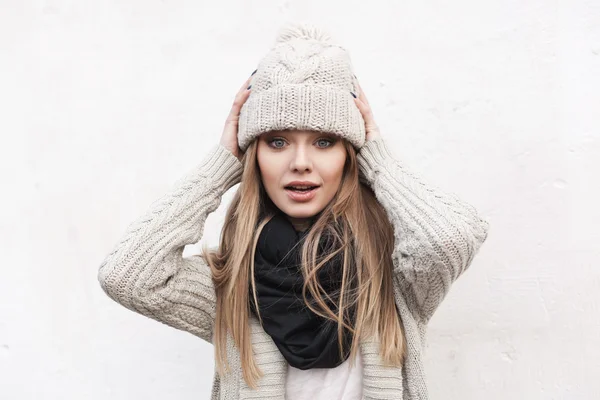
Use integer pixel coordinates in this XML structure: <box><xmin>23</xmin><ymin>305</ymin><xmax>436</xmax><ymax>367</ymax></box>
<box><xmin>97</xmin><ymin>137</ymin><xmax>490</xmax><ymax>399</ymax></box>
<box><xmin>238</xmin><ymin>22</ymin><xmax>366</xmax><ymax>152</ymax></box>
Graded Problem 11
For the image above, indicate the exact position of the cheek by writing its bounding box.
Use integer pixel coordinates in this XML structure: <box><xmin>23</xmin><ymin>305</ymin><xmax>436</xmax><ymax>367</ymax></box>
<box><xmin>257</xmin><ymin>152</ymin><xmax>281</xmax><ymax>190</ymax></box>
<box><xmin>320</xmin><ymin>153</ymin><xmax>346</xmax><ymax>184</ymax></box>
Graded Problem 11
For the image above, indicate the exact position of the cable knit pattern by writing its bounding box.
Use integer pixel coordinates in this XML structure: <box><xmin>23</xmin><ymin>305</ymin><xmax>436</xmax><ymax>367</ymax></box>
<box><xmin>237</xmin><ymin>23</ymin><xmax>366</xmax><ymax>152</ymax></box>
<box><xmin>98</xmin><ymin>143</ymin><xmax>243</xmax><ymax>344</ymax></box>
<box><xmin>356</xmin><ymin>137</ymin><xmax>490</xmax><ymax>323</ymax></box>
<box><xmin>98</xmin><ymin>137</ymin><xmax>489</xmax><ymax>399</ymax></box>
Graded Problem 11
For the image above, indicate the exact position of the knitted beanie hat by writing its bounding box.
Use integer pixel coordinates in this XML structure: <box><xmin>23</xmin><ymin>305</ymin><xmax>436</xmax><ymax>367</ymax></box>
<box><xmin>237</xmin><ymin>22</ymin><xmax>365</xmax><ymax>152</ymax></box>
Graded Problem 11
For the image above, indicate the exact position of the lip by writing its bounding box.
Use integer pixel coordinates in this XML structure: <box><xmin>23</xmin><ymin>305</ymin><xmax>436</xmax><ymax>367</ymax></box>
<box><xmin>285</xmin><ymin>180</ymin><xmax>320</xmax><ymax>187</ymax></box>
<box><xmin>285</xmin><ymin>186</ymin><xmax>320</xmax><ymax>202</ymax></box>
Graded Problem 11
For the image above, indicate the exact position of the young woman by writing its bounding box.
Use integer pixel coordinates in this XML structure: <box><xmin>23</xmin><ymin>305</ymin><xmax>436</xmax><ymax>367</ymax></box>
<box><xmin>98</xmin><ymin>23</ymin><xmax>489</xmax><ymax>400</ymax></box>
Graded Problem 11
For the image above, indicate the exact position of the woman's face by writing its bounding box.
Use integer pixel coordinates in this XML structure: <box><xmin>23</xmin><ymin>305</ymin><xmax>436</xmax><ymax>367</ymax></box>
<box><xmin>256</xmin><ymin>129</ymin><xmax>347</xmax><ymax>232</ymax></box>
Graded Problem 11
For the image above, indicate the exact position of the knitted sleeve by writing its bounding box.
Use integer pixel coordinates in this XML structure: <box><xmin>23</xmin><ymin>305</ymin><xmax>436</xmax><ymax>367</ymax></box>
<box><xmin>97</xmin><ymin>143</ymin><xmax>244</xmax><ymax>343</ymax></box>
<box><xmin>356</xmin><ymin>136</ymin><xmax>490</xmax><ymax>323</ymax></box>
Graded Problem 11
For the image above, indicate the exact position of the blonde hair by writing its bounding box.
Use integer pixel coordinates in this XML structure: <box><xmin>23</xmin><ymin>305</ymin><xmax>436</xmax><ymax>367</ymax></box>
<box><xmin>201</xmin><ymin>137</ymin><xmax>406</xmax><ymax>389</ymax></box>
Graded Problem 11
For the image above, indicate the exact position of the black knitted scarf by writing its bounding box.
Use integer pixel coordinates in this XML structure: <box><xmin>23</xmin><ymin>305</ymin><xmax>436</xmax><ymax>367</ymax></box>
<box><xmin>249</xmin><ymin>211</ymin><xmax>356</xmax><ymax>370</ymax></box>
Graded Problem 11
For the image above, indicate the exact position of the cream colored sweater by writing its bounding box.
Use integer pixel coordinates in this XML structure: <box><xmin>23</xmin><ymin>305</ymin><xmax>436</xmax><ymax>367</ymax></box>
<box><xmin>97</xmin><ymin>137</ymin><xmax>490</xmax><ymax>399</ymax></box>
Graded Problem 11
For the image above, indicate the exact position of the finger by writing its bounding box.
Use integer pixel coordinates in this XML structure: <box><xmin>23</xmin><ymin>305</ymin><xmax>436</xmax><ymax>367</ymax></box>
<box><xmin>356</xmin><ymin>85</ymin><xmax>374</xmax><ymax>118</ymax></box>
<box><xmin>238</xmin><ymin>74</ymin><xmax>253</xmax><ymax>93</ymax></box>
<box><xmin>228</xmin><ymin>94</ymin><xmax>248</xmax><ymax>119</ymax></box>
<box><xmin>353</xmin><ymin>96</ymin><xmax>369</xmax><ymax>116</ymax></box>
<box><xmin>355</xmin><ymin>80</ymin><xmax>370</xmax><ymax>107</ymax></box>
<box><xmin>353</xmin><ymin>96</ymin><xmax>375</xmax><ymax>124</ymax></box>
<box><xmin>231</xmin><ymin>77</ymin><xmax>253</xmax><ymax>110</ymax></box>
<box><xmin>230</xmin><ymin>79</ymin><xmax>253</xmax><ymax>115</ymax></box>
<box><xmin>233</xmin><ymin>86</ymin><xmax>251</xmax><ymax>107</ymax></box>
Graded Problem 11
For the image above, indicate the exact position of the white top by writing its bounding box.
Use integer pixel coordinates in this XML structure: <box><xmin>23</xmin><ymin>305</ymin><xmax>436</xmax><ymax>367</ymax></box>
<box><xmin>285</xmin><ymin>351</ymin><xmax>363</xmax><ymax>400</ymax></box>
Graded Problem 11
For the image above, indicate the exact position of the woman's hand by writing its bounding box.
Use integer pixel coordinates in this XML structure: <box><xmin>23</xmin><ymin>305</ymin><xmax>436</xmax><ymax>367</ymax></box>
<box><xmin>220</xmin><ymin>73</ymin><xmax>253</xmax><ymax>162</ymax></box>
<box><xmin>352</xmin><ymin>79</ymin><xmax>382</xmax><ymax>142</ymax></box>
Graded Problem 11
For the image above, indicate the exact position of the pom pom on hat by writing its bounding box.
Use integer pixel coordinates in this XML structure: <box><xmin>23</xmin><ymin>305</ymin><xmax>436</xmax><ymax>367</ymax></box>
<box><xmin>274</xmin><ymin>22</ymin><xmax>333</xmax><ymax>44</ymax></box>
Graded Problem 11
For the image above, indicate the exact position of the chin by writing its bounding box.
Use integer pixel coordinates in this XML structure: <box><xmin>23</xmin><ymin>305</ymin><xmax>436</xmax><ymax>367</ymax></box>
<box><xmin>277</xmin><ymin>202</ymin><xmax>324</xmax><ymax>219</ymax></box>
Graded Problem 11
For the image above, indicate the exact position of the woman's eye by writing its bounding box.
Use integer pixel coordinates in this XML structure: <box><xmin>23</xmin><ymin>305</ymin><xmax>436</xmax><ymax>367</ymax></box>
<box><xmin>316</xmin><ymin>138</ymin><xmax>334</xmax><ymax>148</ymax></box>
<box><xmin>267</xmin><ymin>137</ymin><xmax>335</xmax><ymax>149</ymax></box>
<box><xmin>268</xmin><ymin>138</ymin><xmax>286</xmax><ymax>148</ymax></box>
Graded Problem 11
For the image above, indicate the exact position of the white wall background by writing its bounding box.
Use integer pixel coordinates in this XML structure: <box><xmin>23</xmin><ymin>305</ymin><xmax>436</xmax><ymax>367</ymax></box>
<box><xmin>1</xmin><ymin>1</ymin><xmax>599</xmax><ymax>399</ymax></box>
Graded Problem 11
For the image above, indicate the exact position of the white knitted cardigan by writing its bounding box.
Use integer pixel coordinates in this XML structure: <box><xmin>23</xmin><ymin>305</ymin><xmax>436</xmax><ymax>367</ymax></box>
<box><xmin>98</xmin><ymin>136</ymin><xmax>490</xmax><ymax>399</ymax></box>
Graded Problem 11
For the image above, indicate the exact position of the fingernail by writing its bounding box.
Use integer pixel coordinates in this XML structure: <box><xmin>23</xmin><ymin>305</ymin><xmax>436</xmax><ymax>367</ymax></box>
<box><xmin>247</xmin><ymin>85</ymin><xmax>252</xmax><ymax>90</ymax></box>
<box><xmin>251</xmin><ymin>69</ymin><xmax>257</xmax><ymax>76</ymax></box>
<box><xmin>350</xmin><ymin>91</ymin><xmax>356</xmax><ymax>98</ymax></box>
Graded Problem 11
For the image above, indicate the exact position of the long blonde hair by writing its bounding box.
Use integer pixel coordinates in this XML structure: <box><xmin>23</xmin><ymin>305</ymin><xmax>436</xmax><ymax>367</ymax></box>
<box><xmin>201</xmin><ymin>137</ymin><xmax>406</xmax><ymax>389</ymax></box>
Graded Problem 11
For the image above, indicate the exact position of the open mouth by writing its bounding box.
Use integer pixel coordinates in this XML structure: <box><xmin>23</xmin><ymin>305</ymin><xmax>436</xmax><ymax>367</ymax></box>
<box><xmin>284</xmin><ymin>185</ymin><xmax>320</xmax><ymax>192</ymax></box>
<box><xmin>284</xmin><ymin>185</ymin><xmax>321</xmax><ymax>201</ymax></box>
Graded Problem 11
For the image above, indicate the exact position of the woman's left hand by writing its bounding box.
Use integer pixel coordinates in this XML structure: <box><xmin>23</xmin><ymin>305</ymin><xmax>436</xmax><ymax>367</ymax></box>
<box><xmin>353</xmin><ymin>79</ymin><xmax>382</xmax><ymax>142</ymax></box>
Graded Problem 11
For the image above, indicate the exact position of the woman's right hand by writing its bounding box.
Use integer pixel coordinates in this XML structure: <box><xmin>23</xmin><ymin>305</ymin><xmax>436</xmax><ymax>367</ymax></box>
<box><xmin>219</xmin><ymin>73</ymin><xmax>253</xmax><ymax>162</ymax></box>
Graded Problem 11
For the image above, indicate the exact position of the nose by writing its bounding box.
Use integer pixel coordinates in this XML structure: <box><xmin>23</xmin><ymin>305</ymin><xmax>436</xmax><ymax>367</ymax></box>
<box><xmin>289</xmin><ymin>146</ymin><xmax>312</xmax><ymax>172</ymax></box>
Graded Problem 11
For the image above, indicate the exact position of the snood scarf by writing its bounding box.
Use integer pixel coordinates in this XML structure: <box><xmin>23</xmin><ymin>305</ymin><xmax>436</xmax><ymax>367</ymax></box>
<box><xmin>250</xmin><ymin>211</ymin><xmax>356</xmax><ymax>370</ymax></box>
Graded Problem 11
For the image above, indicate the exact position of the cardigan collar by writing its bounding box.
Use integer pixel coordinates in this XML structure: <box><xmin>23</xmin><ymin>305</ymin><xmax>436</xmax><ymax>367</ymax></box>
<box><xmin>237</xmin><ymin>314</ymin><xmax>404</xmax><ymax>400</ymax></box>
